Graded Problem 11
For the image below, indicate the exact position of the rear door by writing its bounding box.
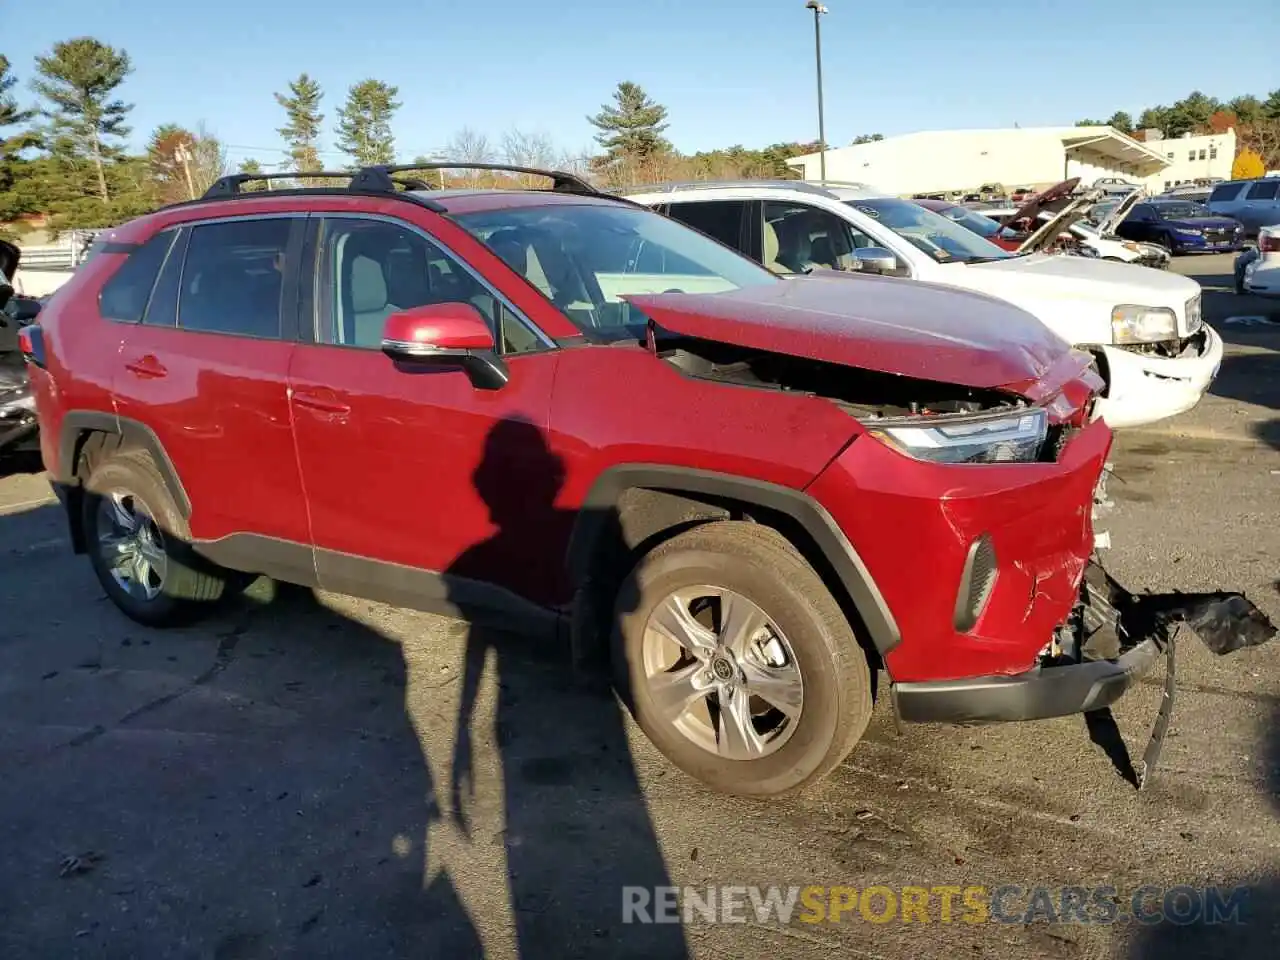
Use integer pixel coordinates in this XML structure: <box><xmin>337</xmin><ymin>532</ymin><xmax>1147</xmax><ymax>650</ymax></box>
<box><xmin>110</xmin><ymin>214</ymin><xmax>310</xmax><ymax>546</ymax></box>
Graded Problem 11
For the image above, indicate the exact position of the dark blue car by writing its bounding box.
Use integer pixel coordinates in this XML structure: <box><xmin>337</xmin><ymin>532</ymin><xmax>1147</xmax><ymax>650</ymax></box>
<box><xmin>1114</xmin><ymin>199</ymin><xmax>1245</xmax><ymax>254</ymax></box>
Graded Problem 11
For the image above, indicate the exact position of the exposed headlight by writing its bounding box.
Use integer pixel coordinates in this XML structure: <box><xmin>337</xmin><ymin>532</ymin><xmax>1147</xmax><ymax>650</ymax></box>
<box><xmin>1111</xmin><ymin>304</ymin><xmax>1177</xmax><ymax>344</ymax></box>
<box><xmin>1077</xmin><ymin>245</ymin><xmax>1100</xmax><ymax>258</ymax></box>
<box><xmin>1185</xmin><ymin>294</ymin><xmax>1202</xmax><ymax>333</ymax></box>
<box><xmin>870</xmin><ymin>408</ymin><xmax>1048</xmax><ymax>464</ymax></box>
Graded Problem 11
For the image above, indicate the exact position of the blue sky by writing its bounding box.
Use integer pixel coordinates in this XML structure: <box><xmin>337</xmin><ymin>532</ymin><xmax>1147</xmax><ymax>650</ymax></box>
<box><xmin>8</xmin><ymin>0</ymin><xmax>1279</xmax><ymax>169</ymax></box>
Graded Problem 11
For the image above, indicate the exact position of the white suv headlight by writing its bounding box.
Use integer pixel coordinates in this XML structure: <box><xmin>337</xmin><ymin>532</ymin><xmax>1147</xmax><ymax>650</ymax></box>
<box><xmin>870</xmin><ymin>408</ymin><xmax>1048</xmax><ymax>464</ymax></box>
<box><xmin>1111</xmin><ymin>304</ymin><xmax>1176</xmax><ymax>344</ymax></box>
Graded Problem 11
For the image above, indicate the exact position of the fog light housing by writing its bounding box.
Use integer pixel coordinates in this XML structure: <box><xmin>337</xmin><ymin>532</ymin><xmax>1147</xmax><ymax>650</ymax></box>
<box><xmin>954</xmin><ymin>535</ymin><xmax>997</xmax><ymax>633</ymax></box>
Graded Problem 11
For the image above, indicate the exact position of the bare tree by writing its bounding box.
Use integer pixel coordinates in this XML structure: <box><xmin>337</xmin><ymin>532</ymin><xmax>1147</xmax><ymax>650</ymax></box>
<box><xmin>502</xmin><ymin>128</ymin><xmax>557</xmax><ymax>185</ymax></box>
<box><xmin>441</xmin><ymin>127</ymin><xmax>495</xmax><ymax>185</ymax></box>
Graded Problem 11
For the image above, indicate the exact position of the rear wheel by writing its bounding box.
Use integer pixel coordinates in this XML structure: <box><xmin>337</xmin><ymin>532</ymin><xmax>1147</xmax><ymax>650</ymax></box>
<box><xmin>612</xmin><ymin>521</ymin><xmax>873</xmax><ymax>796</ymax></box>
<box><xmin>82</xmin><ymin>450</ymin><xmax>229</xmax><ymax>626</ymax></box>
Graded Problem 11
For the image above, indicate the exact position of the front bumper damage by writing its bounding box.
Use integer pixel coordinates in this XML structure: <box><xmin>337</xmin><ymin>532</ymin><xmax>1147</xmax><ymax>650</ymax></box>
<box><xmin>893</xmin><ymin>465</ymin><xmax>1276</xmax><ymax>787</ymax></box>
<box><xmin>1090</xmin><ymin>325</ymin><xmax>1224</xmax><ymax>429</ymax></box>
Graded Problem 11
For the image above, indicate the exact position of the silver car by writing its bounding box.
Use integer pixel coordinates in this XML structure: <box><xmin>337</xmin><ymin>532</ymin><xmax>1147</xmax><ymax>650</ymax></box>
<box><xmin>1207</xmin><ymin>178</ymin><xmax>1280</xmax><ymax>238</ymax></box>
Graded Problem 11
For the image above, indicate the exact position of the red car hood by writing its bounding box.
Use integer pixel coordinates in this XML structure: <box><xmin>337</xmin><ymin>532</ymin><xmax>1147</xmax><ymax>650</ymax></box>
<box><xmin>627</xmin><ymin>273</ymin><xmax>1083</xmax><ymax>402</ymax></box>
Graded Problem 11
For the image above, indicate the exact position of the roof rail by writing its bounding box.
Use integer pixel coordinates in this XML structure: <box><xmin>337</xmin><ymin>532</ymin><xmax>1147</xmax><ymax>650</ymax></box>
<box><xmin>364</xmin><ymin>162</ymin><xmax>601</xmax><ymax>196</ymax></box>
<box><xmin>198</xmin><ymin>169</ymin><xmax>449</xmax><ymax>212</ymax></box>
<box><xmin>621</xmin><ymin>178</ymin><xmax>840</xmax><ymax>197</ymax></box>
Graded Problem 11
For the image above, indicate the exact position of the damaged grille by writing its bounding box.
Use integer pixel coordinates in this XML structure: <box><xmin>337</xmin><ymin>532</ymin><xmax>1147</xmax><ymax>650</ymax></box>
<box><xmin>1117</xmin><ymin>328</ymin><xmax>1207</xmax><ymax>360</ymax></box>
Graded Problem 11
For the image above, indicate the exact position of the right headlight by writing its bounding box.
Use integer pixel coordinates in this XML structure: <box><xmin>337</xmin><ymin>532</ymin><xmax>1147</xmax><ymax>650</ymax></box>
<box><xmin>1111</xmin><ymin>304</ymin><xmax>1177</xmax><ymax>344</ymax></box>
<box><xmin>869</xmin><ymin>408</ymin><xmax>1048</xmax><ymax>464</ymax></box>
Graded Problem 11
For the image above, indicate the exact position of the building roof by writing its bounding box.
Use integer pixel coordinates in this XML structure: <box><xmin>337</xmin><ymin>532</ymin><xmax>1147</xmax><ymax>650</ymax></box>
<box><xmin>786</xmin><ymin>126</ymin><xmax>1171</xmax><ymax>177</ymax></box>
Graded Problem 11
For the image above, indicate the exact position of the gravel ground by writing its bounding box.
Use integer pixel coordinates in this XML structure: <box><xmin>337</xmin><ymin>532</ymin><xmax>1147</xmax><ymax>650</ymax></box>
<box><xmin>0</xmin><ymin>253</ymin><xmax>1276</xmax><ymax>960</ymax></box>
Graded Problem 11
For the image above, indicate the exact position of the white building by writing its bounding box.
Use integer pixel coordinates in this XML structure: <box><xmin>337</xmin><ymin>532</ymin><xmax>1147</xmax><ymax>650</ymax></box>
<box><xmin>1140</xmin><ymin>130</ymin><xmax>1236</xmax><ymax>193</ymax></box>
<box><xmin>786</xmin><ymin>126</ymin><xmax>1171</xmax><ymax>196</ymax></box>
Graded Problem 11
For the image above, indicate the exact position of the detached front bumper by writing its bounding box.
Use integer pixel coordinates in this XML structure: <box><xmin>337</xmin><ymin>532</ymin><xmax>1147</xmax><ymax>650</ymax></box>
<box><xmin>1091</xmin><ymin>325</ymin><xmax>1224</xmax><ymax>429</ymax></box>
<box><xmin>894</xmin><ymin>564</ymin><xmax>1168</xmax><ymax>723</ymax></box>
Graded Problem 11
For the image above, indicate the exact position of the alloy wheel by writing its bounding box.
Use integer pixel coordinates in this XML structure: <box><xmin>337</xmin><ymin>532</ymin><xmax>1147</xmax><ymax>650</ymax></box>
<box><xmin>641</xmin><ymin>586</ymin><xmax>803</xmax><ymax>760</ymax></box>
<box><xmin>95</xmin><ymin>491</ymin><xmax>168</xmax><ymax>602</ymax></box>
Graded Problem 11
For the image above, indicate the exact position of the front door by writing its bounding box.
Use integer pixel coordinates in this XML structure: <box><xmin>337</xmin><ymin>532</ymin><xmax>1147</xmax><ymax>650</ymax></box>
<box><xmin>287</xmin><ymin>213</ymin><xmax>564</xmax><ymax>614</ymax></box>
<box><xmin>110</xmin><ymin>215</ymin><xmax>310</xmax><ymax>549</ymax></box>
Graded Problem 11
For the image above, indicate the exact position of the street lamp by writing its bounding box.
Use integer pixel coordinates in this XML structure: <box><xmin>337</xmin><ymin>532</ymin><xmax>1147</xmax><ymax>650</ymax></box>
<box><xmin>805</xmin><ymin>1</ymin><xmax>828</xmax><ymax>183</ymax></box>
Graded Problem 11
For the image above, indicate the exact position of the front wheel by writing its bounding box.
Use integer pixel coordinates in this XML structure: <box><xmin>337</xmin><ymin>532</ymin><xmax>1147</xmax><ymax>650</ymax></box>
<box><xmin>612</xmin><ymin>521</ymin><xmax>873</xmax><ymax>796</ymax></box>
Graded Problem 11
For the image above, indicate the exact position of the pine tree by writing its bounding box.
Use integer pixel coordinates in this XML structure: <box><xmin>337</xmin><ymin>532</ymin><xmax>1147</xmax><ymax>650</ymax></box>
<box><xmin>335</xmin><ymin>79</ymin><xmax>400</xmax><ymax>167</ymax></box>
<box><xmin>32</xmin><ymin>38</ymin><xmax>133</xmax><ymax>202</ymax></box>
<box><xmin>587</xmin><ymin>81</ymin><xmax>671</xmax><ymax>164</ymax></box>
<box><xmin>275</xmin><ymin>74</ymin><xmax>324</xmax><ymax>172</ymax></box>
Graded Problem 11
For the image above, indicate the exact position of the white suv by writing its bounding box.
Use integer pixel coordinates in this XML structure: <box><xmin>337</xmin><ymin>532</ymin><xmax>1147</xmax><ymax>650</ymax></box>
<box><xmin>625</xmin><ymin>181</ymin><xmax>1222</xmax><ymax>429</ymax></box>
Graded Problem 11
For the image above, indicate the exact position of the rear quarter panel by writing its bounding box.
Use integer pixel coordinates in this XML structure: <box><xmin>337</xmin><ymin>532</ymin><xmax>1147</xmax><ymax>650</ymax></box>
<box><xmin>27</xmin><ymin>256</ymin><xmax>131</xmax><ymax>478</ymax></box>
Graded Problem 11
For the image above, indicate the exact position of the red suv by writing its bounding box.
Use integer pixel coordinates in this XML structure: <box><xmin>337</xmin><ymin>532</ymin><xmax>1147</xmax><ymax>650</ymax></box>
<box><xmin>16</xmin><ymin>164</ymin><xmax>1180</xmax><ymax>796</ymax></box>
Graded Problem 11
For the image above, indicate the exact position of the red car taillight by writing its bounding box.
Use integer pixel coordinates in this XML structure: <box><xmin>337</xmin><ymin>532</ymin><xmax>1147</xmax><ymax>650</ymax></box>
<box><xmin>1260</xmin><ymin>233</ymin><xmax>1280</xmax><ymax>254</ymax></box>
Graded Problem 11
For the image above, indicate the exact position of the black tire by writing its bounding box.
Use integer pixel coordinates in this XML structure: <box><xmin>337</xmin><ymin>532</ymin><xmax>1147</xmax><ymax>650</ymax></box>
<box><xmin>82</xmin><ymin>449</ymin><xmax>228</xmax><ymax>627</ymax></box>
<box><xmin>611</xmin><ymin>521</ymin><xmax>873</xmax><ymax>797</ymax></box>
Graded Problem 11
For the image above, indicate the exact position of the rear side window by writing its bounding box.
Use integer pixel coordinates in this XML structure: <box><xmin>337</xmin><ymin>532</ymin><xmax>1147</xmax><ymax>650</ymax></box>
<box><xmin>664</xmin><ymin>201</ymin><xmax>746</xmax><ymax>250</ymax></box>
<box><xmin>99</xmin><ymin>231</ymin><xmax>177</xmax><ymax>323</ymax></box>
<box><xmin>178</xmin><ymin>218</ymin><xmax>292</xmax><ymax>339</ymax></box>
<box><xmin>1210</xmin><ymin>183</ymin><xmax>1246</xmax><ymax>203</ymax></box>
<box><xmin>1247</xmin><ymin>180</ymin><xmax>1279</xmax><ymax>201</ymax></box>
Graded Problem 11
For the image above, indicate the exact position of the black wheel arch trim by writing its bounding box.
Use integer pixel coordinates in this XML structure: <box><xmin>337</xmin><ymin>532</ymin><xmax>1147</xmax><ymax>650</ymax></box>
<box><xmin>56</xmin><ymin>411</ymin><xmax>192</xmax><ymax>517</ymax></box>
<box><xmin>568</xmin><ymin>464</ymin><xmax>901</xmax><ymax>656</ymax></box>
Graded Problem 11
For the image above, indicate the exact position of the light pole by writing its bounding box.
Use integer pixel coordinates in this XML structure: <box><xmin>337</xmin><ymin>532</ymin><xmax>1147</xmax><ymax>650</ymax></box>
<box><xmin>806</xmin><ymin>1</ymin><xmax>828</xmax><ymax>182</ymax></box>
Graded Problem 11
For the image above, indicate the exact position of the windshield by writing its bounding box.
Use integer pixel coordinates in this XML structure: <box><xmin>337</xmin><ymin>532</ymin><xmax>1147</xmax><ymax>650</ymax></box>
<box><xmin>847</xmin><ymin>199</ymin><xmax>1014</xmax><ymax>263</ymax></box>
<box><xmin>454</xmin><ymin>202</ymin><xmax>778</xmax><ymax>340</ymax></box>
<box><xmin>934</xmin><ymin>205</ymin><xmax>1003</xmax><ymax>238</ymax></box>
<box><xmin>1153</xmin><ymin>202</ymin><xmax>1209</xmax><ymax>219</ymax></box>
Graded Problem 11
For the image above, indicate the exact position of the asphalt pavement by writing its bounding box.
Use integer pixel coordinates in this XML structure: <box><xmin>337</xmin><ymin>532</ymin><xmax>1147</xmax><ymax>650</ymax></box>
<box><xmin>0</xmin><ymin>253</ymin><xmax>1277</xmax><ymax>960</ymax></box>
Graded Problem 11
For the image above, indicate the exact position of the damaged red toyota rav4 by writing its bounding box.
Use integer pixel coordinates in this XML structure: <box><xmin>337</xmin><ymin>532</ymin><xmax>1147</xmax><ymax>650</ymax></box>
<box><xmin>15</xmin><ymin>164</ymin><xmax>1273</xmax><ymax>797</ymax></box>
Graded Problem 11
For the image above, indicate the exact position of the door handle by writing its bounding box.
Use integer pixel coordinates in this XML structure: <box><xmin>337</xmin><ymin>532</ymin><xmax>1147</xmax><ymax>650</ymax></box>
<box><xmin>292</xmin><ymin>391</ymin><xmax>351</xmax><ymax>415</ymax></box>
<box><xmin>125</xmin><ymin>355</ymin><xmax>167</xmax><ymax>379</ymax></box>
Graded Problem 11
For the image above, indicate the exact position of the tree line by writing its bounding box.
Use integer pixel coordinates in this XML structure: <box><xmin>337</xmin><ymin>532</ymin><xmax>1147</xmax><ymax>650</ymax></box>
<box><xmin>1076</xmin><ymin>89</ymin><xmax>1280</xmax><ymax>176</ymax></box>
<box><xmin>0</xmin><ymin>37</ymin><xmax>818</xmax><ymax>238</ymax></box>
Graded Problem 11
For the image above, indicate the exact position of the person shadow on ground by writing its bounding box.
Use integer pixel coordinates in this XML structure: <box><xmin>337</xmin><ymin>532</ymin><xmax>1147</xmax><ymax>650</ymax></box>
<box><xmin>445</xmin><ymin>417</ymin><xmax>690</xmax><ymax>959</ymax></box>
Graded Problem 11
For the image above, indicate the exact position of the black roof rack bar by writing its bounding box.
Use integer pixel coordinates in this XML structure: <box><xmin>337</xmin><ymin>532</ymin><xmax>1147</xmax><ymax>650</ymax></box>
<box><xmin>361</xmin><ymin>162</ymin><xmax>600</xmax><ymax>196</ymax></box>
<box><xmin>202</xmin><ymin>171</ymin><xmax>360</xmax><ymax>199</ymax></box>
<box><xmin>197</xmin><ymin>169</ymin><xmax>448</xmax><ymax>212</ymax></box>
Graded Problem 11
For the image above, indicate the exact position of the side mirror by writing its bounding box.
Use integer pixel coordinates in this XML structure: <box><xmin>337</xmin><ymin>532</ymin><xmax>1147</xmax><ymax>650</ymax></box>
<box><xmin>850</xmin><ymin>247</ymin><xmax>901</xmax><ymax>276</ymax></box>
<box><xmin>381</xmin><ymin>302</ymin><xmax>509</xmax><ymax>391</ymax></box>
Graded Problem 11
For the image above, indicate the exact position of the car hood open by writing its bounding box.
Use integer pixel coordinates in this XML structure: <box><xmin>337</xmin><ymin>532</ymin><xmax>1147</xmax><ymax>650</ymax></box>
<box><xmin>626</xmin><ymin>272</ymin><xmax>1085</xmax><ymax>401</ymax></box>
<box><xmin>1012</xmin><ymin>179</ymin><xmax>1109</xmax><ymax>254</ymax></box>
<box><xmin>1091</xmin><ymin>189</ymin><xmax>1145</xmax><ymax>235</ymax></box>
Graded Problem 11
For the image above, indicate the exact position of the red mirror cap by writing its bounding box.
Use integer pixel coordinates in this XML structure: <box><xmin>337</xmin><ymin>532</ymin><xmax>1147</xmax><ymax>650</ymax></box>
<box><xmin>382</xmin><ymin>303</ymin><xmax>495</xmax><ymax>352</ymax></box>
<box><xmin>17</xmin><ymin>325</ymin><xmax>34</xmax><ymax>354</ymax></box>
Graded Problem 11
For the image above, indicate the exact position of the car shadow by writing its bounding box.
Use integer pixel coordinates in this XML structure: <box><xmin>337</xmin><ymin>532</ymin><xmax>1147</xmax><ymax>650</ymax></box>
<box><xmin>444</xmin><ymin>416</ymin><xmax>689</xmax><ymax>958</ymax></box>
<box><xmin>0</xmin><ymin>441</ymin><xmax>687</xmax><ymax>958</ymax></box>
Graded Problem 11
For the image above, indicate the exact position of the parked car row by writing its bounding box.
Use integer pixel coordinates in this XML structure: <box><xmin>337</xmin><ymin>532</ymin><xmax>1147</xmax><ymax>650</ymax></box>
<box><xmin>5</xmin><ymin>163</ymin><xmax>1269</xmax><ymax>800</ymax></box>
<box><xmin>624</xmin><ymin>177</ymin><xmax>1219</xmax><ymax>428</ymax></box>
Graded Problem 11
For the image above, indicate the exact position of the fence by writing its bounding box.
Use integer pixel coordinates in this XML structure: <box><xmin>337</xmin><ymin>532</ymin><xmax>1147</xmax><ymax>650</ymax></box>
<box><xmin>17</xmin><ymin>230</ymin><xmax>100</xmax><ymax>272</ymax></box>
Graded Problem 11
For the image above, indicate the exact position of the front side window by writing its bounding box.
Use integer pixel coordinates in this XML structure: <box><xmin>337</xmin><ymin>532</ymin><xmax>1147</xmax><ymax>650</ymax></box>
<box><xmin>454</xmin><ymin>202</ymin><xmax>778</xmax><ymax>340</ymax></box>
<box><xmin>844</xmin><ymin>198</ymin><xmax>1013</xmax><ymax>264</ymax></box>
<box><xmin>762</xmin><ymin>200</ymin><xmax>883</xmax><ymax>274</ymax></box>
<box><xmin>99</xmin><ymin>230</ymin><xmax>177</xmax><ymax>323</ymax></box>
<box><xmin>316</xmin><ymin>217</ymin><xmax>543</xmax><ymax>355</ymax></box>
<box><xmin>178</xmin><ymin>218</ymin><xmax>293</xmax><ymax>338</ymax></box>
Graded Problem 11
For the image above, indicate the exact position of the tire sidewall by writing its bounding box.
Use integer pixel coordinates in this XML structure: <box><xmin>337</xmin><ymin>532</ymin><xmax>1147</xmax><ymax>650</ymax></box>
<box><xmin>613</xmin><ymin>544</ymin><xmax>863</xmax><ymax>796</ymax></box>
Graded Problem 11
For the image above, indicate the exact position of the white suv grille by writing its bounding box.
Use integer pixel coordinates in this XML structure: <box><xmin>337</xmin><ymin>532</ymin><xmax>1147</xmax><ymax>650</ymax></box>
<box><xmin>1185</xmin><ymin>294</ymin><xmax>1203</xmax><ymax>334</ymax></box>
